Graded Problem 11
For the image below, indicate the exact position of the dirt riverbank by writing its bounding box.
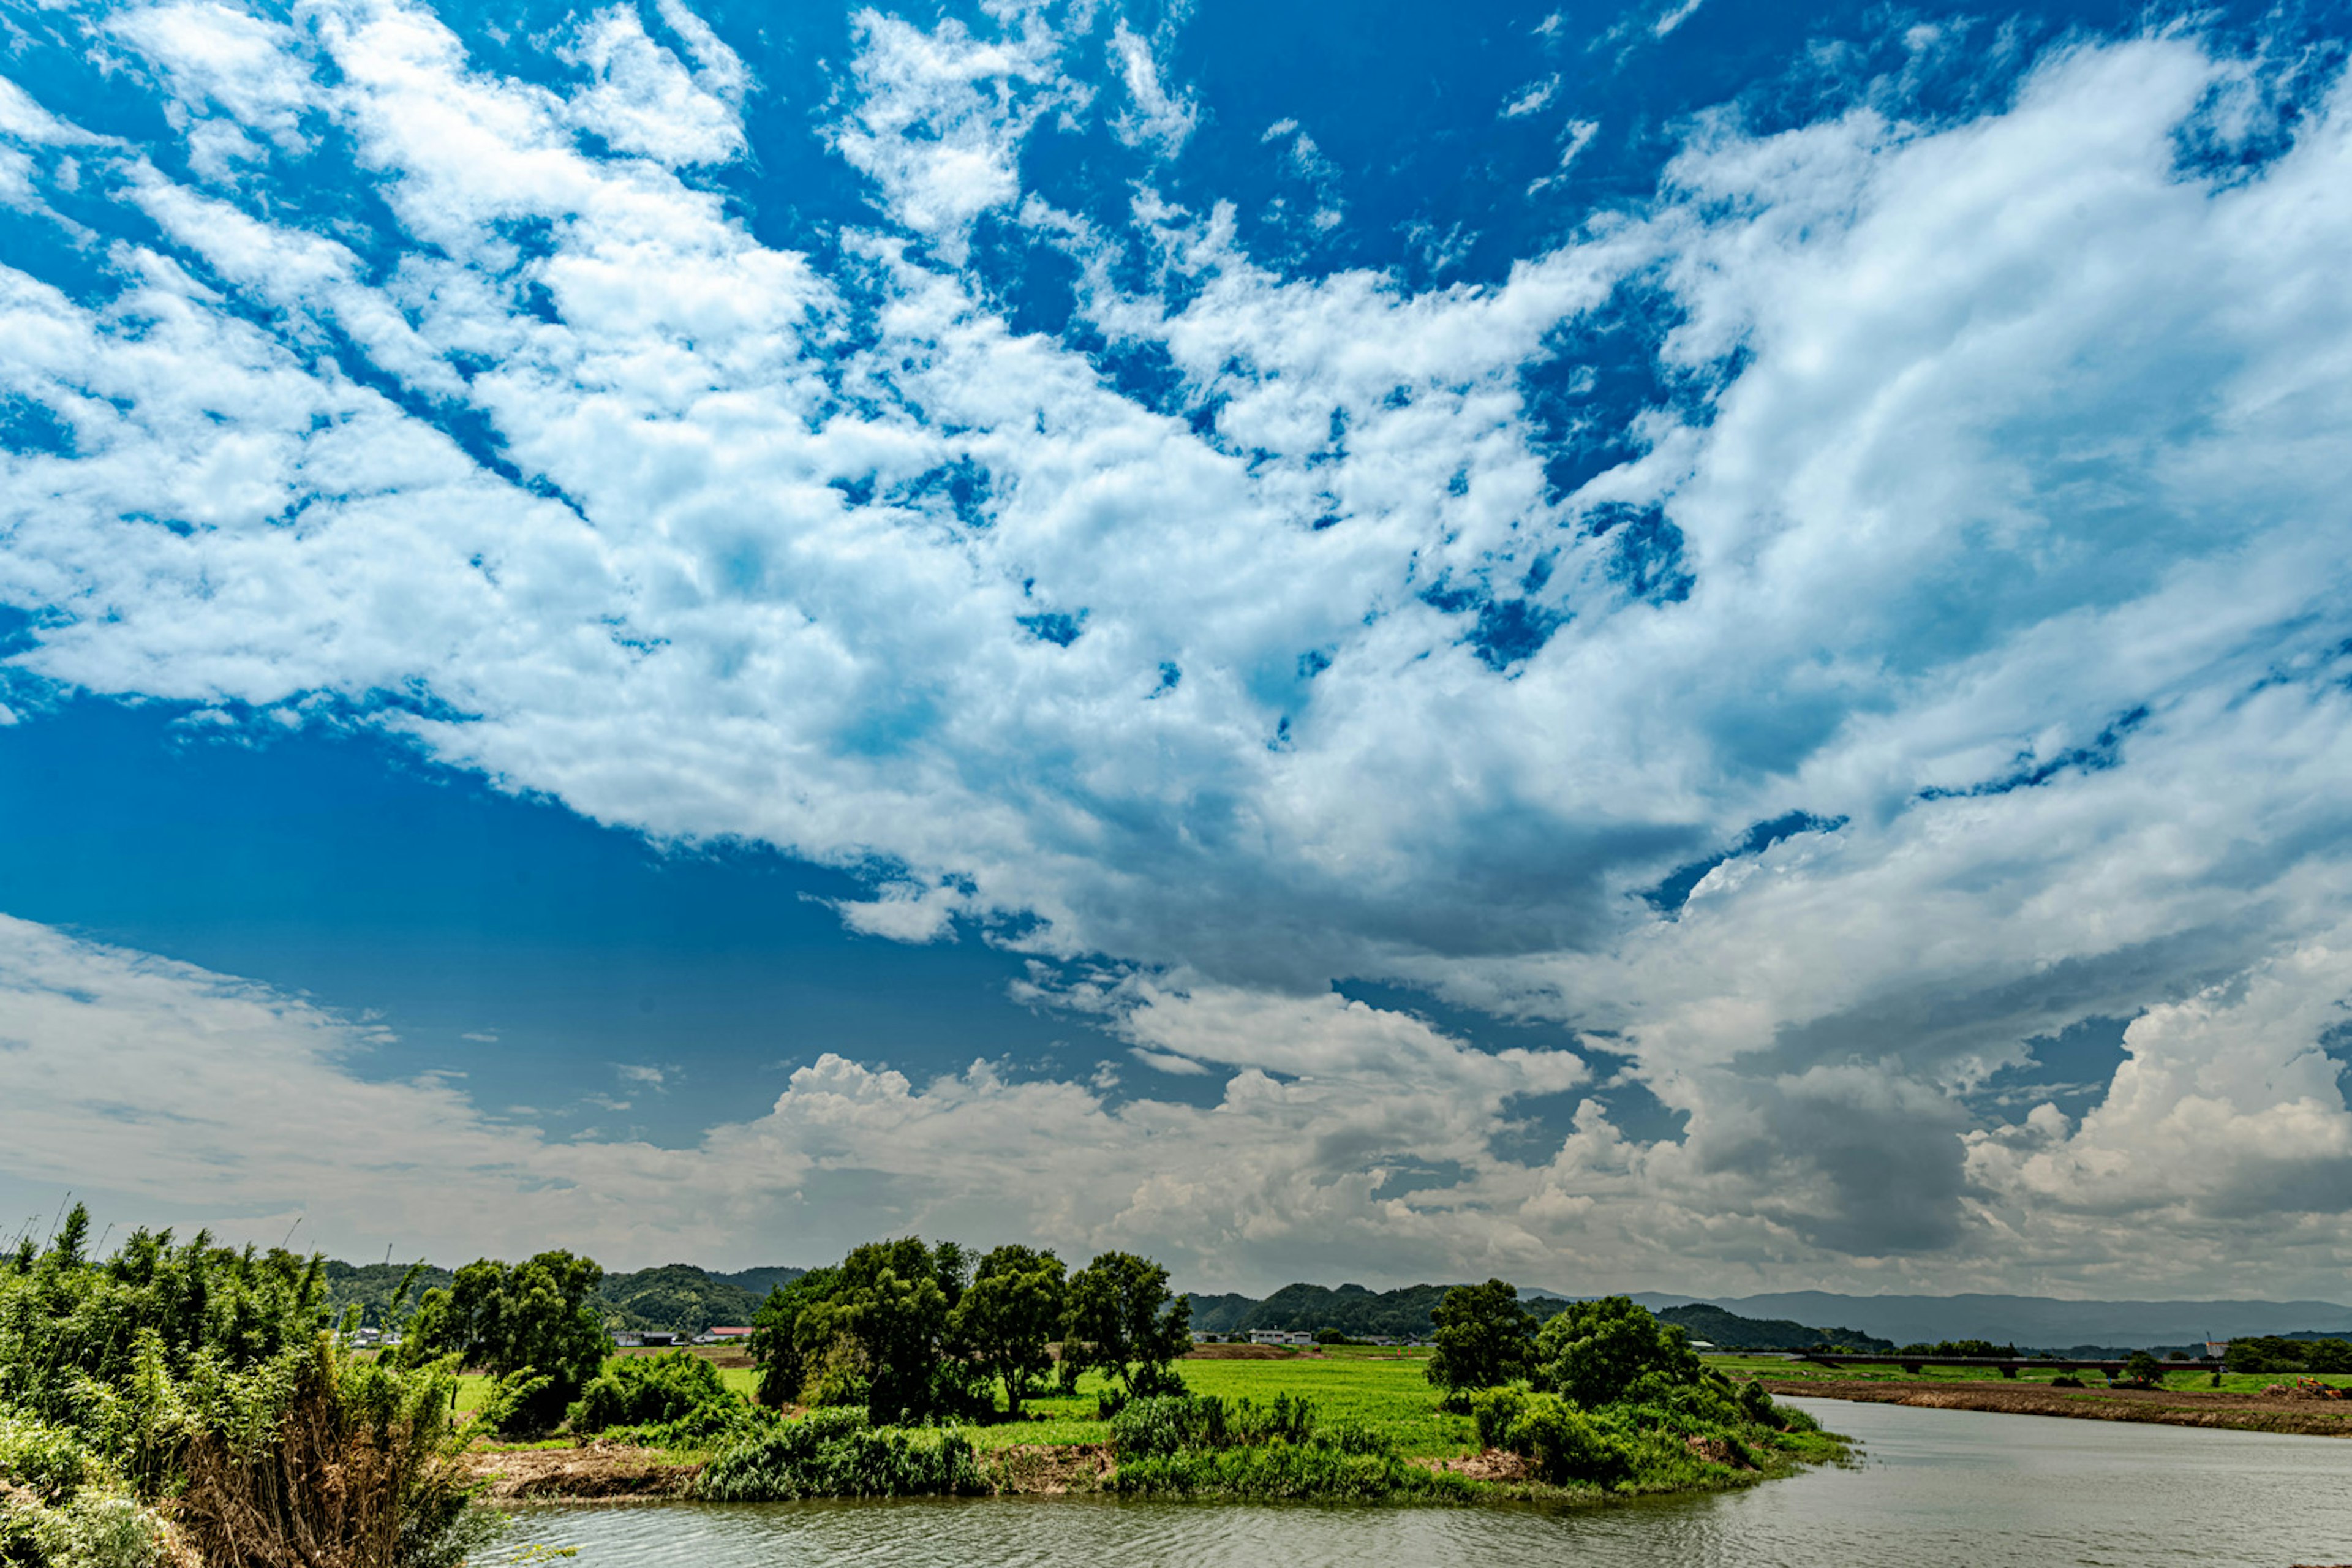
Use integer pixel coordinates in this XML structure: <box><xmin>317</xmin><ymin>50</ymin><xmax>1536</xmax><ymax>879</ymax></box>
<box><xmin>467</xmin><ymin>1444</ymin><xmax>700</xmax><ymax>1501</ymax></box>
<box><xmin>1763</xmin><ymin>1378</ymin><xmax>2352</xmax><ymax>1438</ymax></box>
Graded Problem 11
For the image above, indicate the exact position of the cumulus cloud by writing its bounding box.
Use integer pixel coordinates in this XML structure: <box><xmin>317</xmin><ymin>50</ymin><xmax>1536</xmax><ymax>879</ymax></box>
<box><xmin>1</xmin><ymin>2</ymin><xmax>2351</xmax><ymax>1287</ymax></box>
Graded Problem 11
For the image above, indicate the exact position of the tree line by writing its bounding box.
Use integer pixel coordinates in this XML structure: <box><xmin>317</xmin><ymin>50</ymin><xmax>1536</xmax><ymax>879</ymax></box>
<box><xmin>748</xmin><ymin>1239</ymin><xmax>1191</xmax><ymax>1422</ymax></box>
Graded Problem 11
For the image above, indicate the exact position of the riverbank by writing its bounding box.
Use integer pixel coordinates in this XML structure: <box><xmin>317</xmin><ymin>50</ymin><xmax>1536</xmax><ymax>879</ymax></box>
<box><xmin>1762</xmin><ymin>1376</ymin><xmax>2352</xmax><ymax>1437</ymax></box>
<box><xmin>466</xmin><ymin>1434</ymin><xmax>1816</xmax><ymax>1502</ymax></box>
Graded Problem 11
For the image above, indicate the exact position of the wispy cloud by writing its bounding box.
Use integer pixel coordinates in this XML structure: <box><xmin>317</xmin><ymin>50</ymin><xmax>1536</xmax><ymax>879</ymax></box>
<box><xmin>0</xmin><ymin>3</ymin><xmax>2348</xmax><ymax>1289</ymax></box>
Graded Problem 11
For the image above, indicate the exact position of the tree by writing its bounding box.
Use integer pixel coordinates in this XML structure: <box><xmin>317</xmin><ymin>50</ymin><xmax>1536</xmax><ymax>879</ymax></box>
<box><xmin>951</xmin><ymin>1245</ymin><xmax>1068</xmax><ymax>1419</ymax></box>
<box><xmin>1425</xmin><ymin>1280</ymin><xmax>1537</xmax><ymax>1395</ymax></box>
<box><xmin>2119</xmin><ymin>1350</ymin><xmax>2168</xmax><ymax>1389</ymax></box>
<box><xmin>1065</xmin><ymin>1251</ymin><xmax>1191</xmax><ymax>1395</ymax></box>
<box><xmin>401</xmin><ymin>1250</ymin><xmax>609</xmax><ymax>1433</ymax></box>
<box><xmin>790</xmin><ymin>1238</ymin><xmax>986</xmax><ymax>1425</ymax></box>
<box><xmin>1532</xmin><ymin>1295</ymin><xmax>1700</xmax><ymax>1408</ymax></box>
<box><xmin>750</xmin><ymin>1266</ymin><xmax>839</xmax><ymax>1408</ymax></box>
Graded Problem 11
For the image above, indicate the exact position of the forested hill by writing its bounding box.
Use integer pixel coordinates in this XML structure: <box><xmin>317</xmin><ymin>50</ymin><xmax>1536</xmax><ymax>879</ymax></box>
<box><xmin>320</xmin><ymin>1260</ymin><xmax>456</xmax><ymax>1327</ymax></box>
<box><xmin>1186</xmin><ymin>1282</ymin><xmax>1469</xmax><ymax>1338</ymax></box>
<box><xmin>323</xmin><ymin>1259</ymin><xmax>806</xmax><ymax>1333</ymax></box>
<box><xmin>1651</xmin><ymin>1303</ymin><xmax>1896</xmax><ymax>1354</ymax></box>
<box><xmin>1185</xmin><ymin>1283</ymin><xmax>1888</xmax><ymax>1350</ymax></box>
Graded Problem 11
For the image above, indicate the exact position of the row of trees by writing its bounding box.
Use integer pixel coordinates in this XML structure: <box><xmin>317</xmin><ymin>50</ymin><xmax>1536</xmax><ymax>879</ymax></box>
<box><xmin>1423</xmin><ymin>1280</ymin><xmax>1708</xmax><ymax>1406</ymax></box>
<box><xmin>750</xmin><ymin>1240</ymin><xmax>1192</xmax><ymax>1423</ymax></box>
<box><xmin>2224</xmin><ymin>1335</ymin><xmax>2352</xmax><ymax>1374</ymax></box>
<box><xmin>371</xmin><ymin>1237</ymin><xmax>1200</xmax><ymax>1435</ymax></box>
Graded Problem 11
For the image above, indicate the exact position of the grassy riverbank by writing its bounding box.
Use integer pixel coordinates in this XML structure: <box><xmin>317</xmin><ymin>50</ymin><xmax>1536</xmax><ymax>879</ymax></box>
<box><xmin>1721</xmin><ymin>1356</ymin><xmax>2352</xmax><ymax>1438</ymax></box>
<box><xmin>467</xmin><ymin>1345</ymin><xmax>1847</xmax><ymax>1504</ymax></box>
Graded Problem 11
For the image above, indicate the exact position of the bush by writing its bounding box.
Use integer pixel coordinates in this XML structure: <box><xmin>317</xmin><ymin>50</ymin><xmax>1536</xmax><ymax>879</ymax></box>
<box><xmin>693</xmin><ymin>1409</ymin><xmax>984</xmax><ymax>1501</ymax></box>
<box><xmin>1109</xmin><ymin>1395</ymin><xmax>1226</xmax><ymax>1460</ymax></box>
<box><xmin>567</xmin><ymin>1352</ymin><xmax>735</xmax><ymax>1434</ymax></box>
<box><xmin>1109</xmin><ymin>1393</ymin><xmax>1319</xmax><ymax>1460</ymax></box>
<box><xmin>1479</xmin><ymin>1390</ymin><xmax>1634</xmax><ymax>1486</ymax></box>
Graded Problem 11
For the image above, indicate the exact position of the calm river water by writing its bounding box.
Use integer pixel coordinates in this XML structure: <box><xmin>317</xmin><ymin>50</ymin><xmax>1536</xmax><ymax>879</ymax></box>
<box><xmin>507</xmin><ymin>1399</ymin><xmax>2352</xmax><ymax>1567</ymax></box>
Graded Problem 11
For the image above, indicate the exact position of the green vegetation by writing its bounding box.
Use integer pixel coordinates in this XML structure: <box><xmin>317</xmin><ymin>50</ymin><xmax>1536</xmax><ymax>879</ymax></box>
<box><xmin>1188</xmin><ymin>1283</ymin><xmax>1457</xmax><ymax>1341</ymax></box>
<box><xmin>693</xmin><ymin>1409</ymin><xmax>983</xmax><ymax>1501</ymax></box>
<box><xmin>2226</xmin><ymin>1335</ymin><xmax>2352</xmax><ymax>1374</ymax></box>
<box><xmin>1896</xmin><ymin>1339</ymin><xmax>2019</xmax><ymax>1359</ymax></box>
<box><xmin>747</xmin><ymin>1241</ymin><xmax>1189</xmax><ymax>1422</ymax></box>
<box><xmin>951</xmin><ymin>1246</ymin><xmax>1066</xmax><ymax>1419</ymax></box>
<box><xmin>0</xmin><ymin>1205</ymin><xmax>498</xmax><ymax>1568</ymax></box>
<box><xmin>320</xmin><ymin>1263</ymin><xmax>458</xmax><ymax>1331</ymax></box>
<box><xmin>398</xmin><ymin>1251</ymin><xmax>609</xmax><ymax>1436</ymax></box>
<box><xmin>590</xmin><ymin>1266</ymin><xmax>762</xmax><ymax>1338</ymax></box>
<box><xmin>1429</xmin><ymin>1294</ymin><xmax>1835</xmax><ymax>1491</ymax></box>
<box><xmin>324</xmin><ymin>1261</ymin><xmax>801</xmax><ymax>1338</ymax></box>
<box><xmin>6</xmin><ymin>1210</ymin><xmax>1845</xmax><ymax>1534</ymax></box>
<box><xmin>1062</xmin><ymin>1252</ymin><xmax>1192</xmax><ymax>1398</ymax></box>
<box><xmin>1654</xmin><ymin>1303</ymin><xmax>1896</xmax><ymax>1354</ymax></box>
<box><xmin>1425</xmin><ymin>1278</ymin><xmax>1537</xmax><ymax>1401</ymax></box>
<box><xmin>1101</xmin><ymin>1390</ymin><xmax>1472</xmax><ymax>1502</ymax></box>
<box><xmin>568</xmin><ymin>1351</ymin><xmax>750</xmax><ymax>1440</ymax></box>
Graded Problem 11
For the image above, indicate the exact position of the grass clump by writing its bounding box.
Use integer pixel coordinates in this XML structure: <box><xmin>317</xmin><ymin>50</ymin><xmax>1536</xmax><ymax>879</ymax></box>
<box><xmin>566</xmin><ymin>1352</ymin><xmax>770</xmax><ymax>1449</ymax></box>
<box><xmin>694</xmin><ymin>1409</ymin><xmax>985</xmax><ymax>1501</ymax></box>
<box><xmin>1104</xmin><ymin>1390</ymin><xmax>1469</xmax><ymax>1502</ymax></box>
<box><xmin>0</xmin><ymin>1415</ymin><xmax>184</xmax><ymax>1568</ymax></box>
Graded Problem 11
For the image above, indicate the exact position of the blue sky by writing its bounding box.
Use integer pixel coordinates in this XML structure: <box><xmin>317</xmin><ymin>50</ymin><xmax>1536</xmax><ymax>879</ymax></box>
<box><xmin>3</xmin><ymin>0</ymin><xmax>2352</xmax><ymax>1296</ymax></box>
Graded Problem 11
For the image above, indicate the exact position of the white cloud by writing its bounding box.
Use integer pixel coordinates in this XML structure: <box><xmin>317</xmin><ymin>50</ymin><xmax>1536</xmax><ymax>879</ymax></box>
<box><xmin>1</xmin><ymin>8</ymin><xmax>2351</xmax><ymax>1287</ymax></box>
<box><xmin>1109</xmin><ymin>20</ymin><xmax>1196</xmax><ymax>156</ymax></box>
<box><xmin>1653</xmin><ymin>0</ymin><xmax>1705</xmax><ymax>39</ymax></box>
<box><xmin>1501</xmin><ymin>76</ymin><xmax>1560</xmax><ymax>119</ymax></box>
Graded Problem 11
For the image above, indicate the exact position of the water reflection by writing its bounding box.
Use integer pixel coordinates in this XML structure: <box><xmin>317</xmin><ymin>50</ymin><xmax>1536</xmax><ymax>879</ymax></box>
<box><xmin>507</xmin><ymin>1400</ymin><xmax>2352</xmax><ymax>1568</ymax></box>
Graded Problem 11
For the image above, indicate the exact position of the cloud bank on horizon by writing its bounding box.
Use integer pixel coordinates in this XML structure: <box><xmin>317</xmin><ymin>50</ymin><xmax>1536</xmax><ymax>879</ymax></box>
<box><xmin>4</xmin><ymin>0</ymin><xmax>2352</xmax><ymax>1295</ymax></box>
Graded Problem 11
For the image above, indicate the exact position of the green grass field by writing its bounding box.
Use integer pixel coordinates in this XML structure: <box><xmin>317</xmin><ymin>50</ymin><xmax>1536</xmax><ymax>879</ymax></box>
<box><xmin>968</xmin><ymin>1350</ymin><xmax>1481</xmax><ymax>1458</ymax></box>
<box><xmin>456</xmin><ymin>1349</ymin><xmax>1478</xmax><ymax>1453</ymax></box>
<box><xmin>1702</xmin><ymin>1354</ymin><xmax>2339</xmax><ymax>1396</ymax></box>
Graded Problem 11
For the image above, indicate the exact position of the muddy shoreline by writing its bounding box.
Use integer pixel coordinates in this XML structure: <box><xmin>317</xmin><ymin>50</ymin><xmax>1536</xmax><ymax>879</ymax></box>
<box><xmin>1763</xmin><ymin>1378</ymin><xmax>2352</xmax><ymax>1438</ymax></box>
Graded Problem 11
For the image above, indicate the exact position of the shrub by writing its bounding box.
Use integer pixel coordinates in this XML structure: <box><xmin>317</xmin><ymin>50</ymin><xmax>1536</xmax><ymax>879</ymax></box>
<box><xmin>694</xmin><ymin>1409</ymin><xmax>984</xmax><ymax>1501</ymax></box>
<box><xmin>1109</xmin><ymin>1393</ymin><xmax>1318</xmax><ymax>1460</ymax></box>
<box><xmin>1109</xmin><ymin>1395</ymin><xmax>1226</xmax><ymax>1460</ymax></box>
<box><xmin>1494</xmin><ymin>1392</ymin><xmax>1634</xmax><ymax>1486</ymax></box>
<box><xmin>0</xmin><ymin>1415</ymin><xmax>108</xmax><ymax>1504</ymax></box>
<box><xmin>567</xmin><ymin>1352</ymin><xmax>734</xmax><ymax>1434</ymax></box>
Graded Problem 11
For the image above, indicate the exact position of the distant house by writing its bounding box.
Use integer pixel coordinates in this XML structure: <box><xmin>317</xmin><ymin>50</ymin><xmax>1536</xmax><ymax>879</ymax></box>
<box><xmin>694</xmin><ymin>1326</ymin><xmax>755</xmax><ymax>1345</ymax></box>
<box><xmin>1247</xmin><ymin>1330</ymin><xmax>1316</xmax><ymax>1348</ymax></box>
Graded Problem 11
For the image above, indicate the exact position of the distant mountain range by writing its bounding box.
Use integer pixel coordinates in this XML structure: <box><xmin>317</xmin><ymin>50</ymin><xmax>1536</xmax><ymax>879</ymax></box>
<box><xmin>1183</xmin><ymin>1283</ymin><xmax>1887</xmax><ymax>1350</ymax></box>
<box><xmin>323</xmin><ymin>1260</ymin><xmax>805</xmax><ymax>1334</ymax></box>
<box><xmin>1613</xmin><ymin>1291</ymin><xmax>2352</xmax><ymax>1348</ymax></box>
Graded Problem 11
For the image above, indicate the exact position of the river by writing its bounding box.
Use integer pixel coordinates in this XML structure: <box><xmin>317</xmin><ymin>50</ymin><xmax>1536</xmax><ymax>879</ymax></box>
<box><xmin>504</xmin><ymin>1399</ymin><xmax>2352</xmax><ymax>1566</ymax></box>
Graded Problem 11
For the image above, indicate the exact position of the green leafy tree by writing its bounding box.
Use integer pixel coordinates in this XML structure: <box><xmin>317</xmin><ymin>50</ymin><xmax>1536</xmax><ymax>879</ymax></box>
<box><xmin>951</xmin><ymin>1246</ymin><xmax>1068</xmax><ymax>1418</ymax></box>
<box><xmin>401</xmin><ymin>1250</ymin><xmax>608</xmax><ymax>1434</ymax></box>
<box><xmin>1532</xmin><ymin>1295</ymin><xmax>1700</xmax><ymax>1408</ymax></box>
<box><xmin>1425</xmin><ymin>1280</ymin><xmax>1537</xmax><ymax>1395</ymax></box>
<box><xmin>2119</xmin><ymin>1350</ymin><xmax>2168</xmax><ymax>1389</ymax></box>
<box><xmin>790</xmin><ymin>1239</ymin><xmax>983</xmax><ymax>1424</ymax></box>
<box><xmin>1065</xmin><ymin>1252</ymin><xmax>1191</xmax><ymax>1396</ymax></box>
<box><xmin>749</xmin><ymin>1267</ymin><xmax>839</xmax><ymax>1408</ymax></box>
